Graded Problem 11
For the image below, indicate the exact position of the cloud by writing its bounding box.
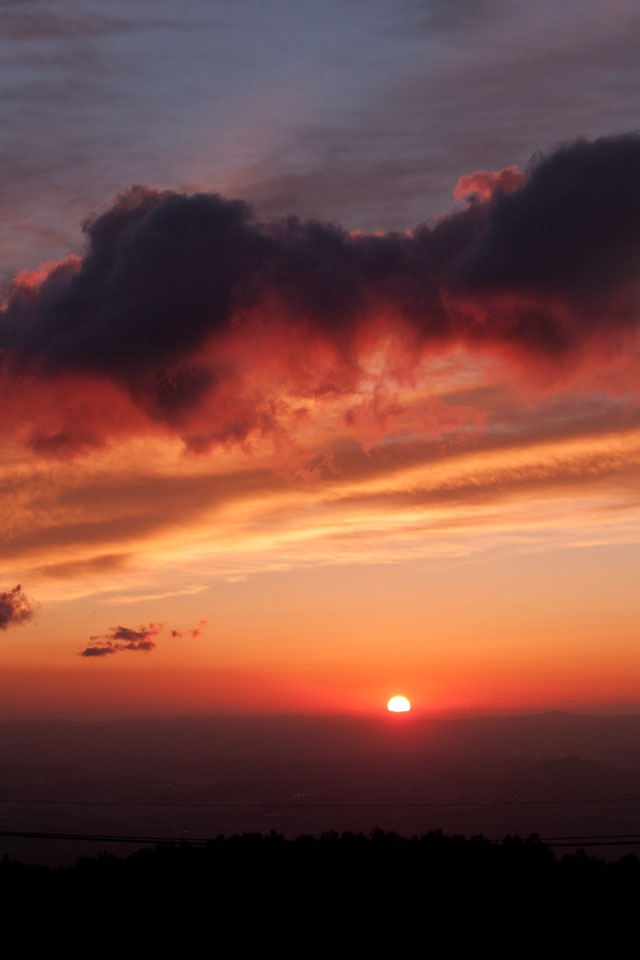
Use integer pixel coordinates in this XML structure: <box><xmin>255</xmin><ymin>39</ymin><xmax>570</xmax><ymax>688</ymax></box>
<box><xmin>103</xmin><ymin>586</ymin><xmax>208</xmax><ymax>605</ymax></box>
<box><xmin>447</xmin><ymin>136</ymin><xmax>640</xmax><ymax>308</ymax></box>
<box><xmin>38</xmin><ymin>553</ymin><xmax>129</xmax><ymax>579</ymax></box>
<box><xmin>1</xmin><ymin>134</ymin><xmax>639</xmax><ymax>457</ymax></box>
<box><xmin>79</xmin><ymin>619</ymin><xmax>206</xmax><ymax>657</ymax></box>
<box><xmin>453</xmin><ymin>164</ymin><xmax>525</xmax><ymax>202</ymax></box>
<box><xmin>233</xmin><ymin>0</ymin><xmax>640</xmax><ymax>236</ymax></box>
<box><xmin>0</xmin><ymin>585</ymin><xmax>35</xmax><ymax>630</ymax></box>
<box><xmin>79</xmin><ymin>622</ymin><xmax>162</xmax><ymax>658</ymax></box>
<box><xmin>171</xmin><ymin>619</ymin><xmax>207</xmax><ymax>639</ymax></box>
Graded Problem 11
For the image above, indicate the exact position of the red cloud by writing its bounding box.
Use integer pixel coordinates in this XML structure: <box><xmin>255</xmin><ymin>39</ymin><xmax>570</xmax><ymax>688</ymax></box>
<box><xmin>453</xmin><ymin>164</ymin><xmax>525</xmax><ymax>202</ymax></box>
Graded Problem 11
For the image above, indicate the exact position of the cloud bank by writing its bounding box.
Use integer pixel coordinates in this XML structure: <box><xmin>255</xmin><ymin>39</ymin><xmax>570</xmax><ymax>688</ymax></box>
<box><xmin>2</xmin><ymin>134</ymin><xmax>640</xmax><ymax>457</ymax></box>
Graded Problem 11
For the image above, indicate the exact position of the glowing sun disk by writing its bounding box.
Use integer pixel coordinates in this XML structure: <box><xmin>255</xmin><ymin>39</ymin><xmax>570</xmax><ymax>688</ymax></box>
<box><xmin>387</xmin><ymin>695</ymin><xmax>411</xmax><ymax>712</ymax></box>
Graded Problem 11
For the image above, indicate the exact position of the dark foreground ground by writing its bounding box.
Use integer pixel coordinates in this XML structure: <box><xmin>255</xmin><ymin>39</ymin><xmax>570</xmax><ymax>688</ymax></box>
<box><xmin>4</xmin><ymin>711</ymin><xmax>640</xmax><ymax>866</ymax></box>
<box><xmin>3</xmin><ymin>830</ymin><xmax>639</xmax><ymax>950</ymax></box>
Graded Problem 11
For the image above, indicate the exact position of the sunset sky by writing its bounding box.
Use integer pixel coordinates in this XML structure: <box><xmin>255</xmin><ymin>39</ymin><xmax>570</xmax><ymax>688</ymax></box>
<box><xmin>1</xmin><ymin>0</ymin><xmax>640</xmax><ymax>718</ymax></box>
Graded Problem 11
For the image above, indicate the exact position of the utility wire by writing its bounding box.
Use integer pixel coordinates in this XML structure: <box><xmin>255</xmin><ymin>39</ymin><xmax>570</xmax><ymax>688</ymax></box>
<box><xmin>2</xmin><ymin>796</ymin><xmax>640</xmax><ymax>808</ymax></box>
<box><xmin>2</xmin><ymin>828</ymin><xmax>640</xmax><ymax>848</ymax></box>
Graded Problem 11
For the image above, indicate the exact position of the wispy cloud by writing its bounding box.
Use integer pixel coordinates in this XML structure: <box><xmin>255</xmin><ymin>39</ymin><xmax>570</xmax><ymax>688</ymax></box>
<box><xmin>103</xmin><ymin>585</ymin><xmax>208</xmax><ymax>605</ymax></box>
<box><xmin>171</xmin><ymin>619</ymin><xmax>207</xmax><ymax>639</ymax></box>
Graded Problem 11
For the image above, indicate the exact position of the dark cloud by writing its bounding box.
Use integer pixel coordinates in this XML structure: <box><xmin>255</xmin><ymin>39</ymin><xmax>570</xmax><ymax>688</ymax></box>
<box><xmin>449</xmin><ymin>135</ymin><xmax>640</xmax><ymax>305</ymax></box>
<box><xmin>79</xmin><ymin>622</ymin><xmax>162</xmax><ymax>658</ymax></box>
<box><xmin>0</xmin><ymin>585</ymin><xmax>35</xmax><ymax>631</ymax></box>
<box><xmin>2</xmin><ymin>188</ymin><xmax>274</xmax><ymax>389</ymax></box>
<box><xmin>3</xmin><ymin>134</ymin><xmax>640</xmax><ymax>446</ymax></box>
<box><xmin>79</xmin><ymin>619</ymin><xmax>207</xmax><ymax>657</ymax></box>
<box><xmin>80</xmin><ymin>645</ymin><xmax>117</xmax><ymax>658</ymax></box>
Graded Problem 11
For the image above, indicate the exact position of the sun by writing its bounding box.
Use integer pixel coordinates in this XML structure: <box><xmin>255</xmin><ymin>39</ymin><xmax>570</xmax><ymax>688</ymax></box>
<box><xmin>387</xmin><ymin>695</ymin><xmax>411</xmax><ymax>713</ymax></box>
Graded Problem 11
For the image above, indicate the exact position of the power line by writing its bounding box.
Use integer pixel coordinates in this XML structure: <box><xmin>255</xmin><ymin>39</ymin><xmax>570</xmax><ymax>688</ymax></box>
<box><xmin>2</xmin><ymin>828</ymin><xmax>640</xmax><ymax>848</ymax></box>
<box><xmin>0</xmin><ymin>830</ymin><xmax>204</xmax><ymax>845</ymax></box>
<box><xmin>2</xmin><ymin>795</ymin><xmax>640</xmax><ymax>808</ymax></box>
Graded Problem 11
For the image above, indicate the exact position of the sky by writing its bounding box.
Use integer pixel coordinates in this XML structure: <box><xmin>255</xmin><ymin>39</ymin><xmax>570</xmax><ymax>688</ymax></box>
<box><xmin>1</xmin><ymin>0</ymin><xmax>640</xmax><ymax>718</ymax></box>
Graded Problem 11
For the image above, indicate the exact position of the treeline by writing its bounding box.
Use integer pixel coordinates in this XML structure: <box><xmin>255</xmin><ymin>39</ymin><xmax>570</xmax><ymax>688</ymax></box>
<box><xmin>3</xmin><ymin>830</ymin><xmax>638</xmax><ymax>947</ymax></box>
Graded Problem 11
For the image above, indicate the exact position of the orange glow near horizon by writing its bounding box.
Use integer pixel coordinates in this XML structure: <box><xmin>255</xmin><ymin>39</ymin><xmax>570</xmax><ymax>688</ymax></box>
<box><xmin>2</xmin><ymin>396</ymin><xmax>640</xmax><ymax>718</ymax></box>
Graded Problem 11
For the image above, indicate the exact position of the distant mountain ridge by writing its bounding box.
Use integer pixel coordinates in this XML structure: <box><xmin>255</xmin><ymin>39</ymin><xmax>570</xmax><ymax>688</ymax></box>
<box><xmin>2</xmin><ymin>712</ymin><xmax>640</xmax><ymax>865</ymax></box>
